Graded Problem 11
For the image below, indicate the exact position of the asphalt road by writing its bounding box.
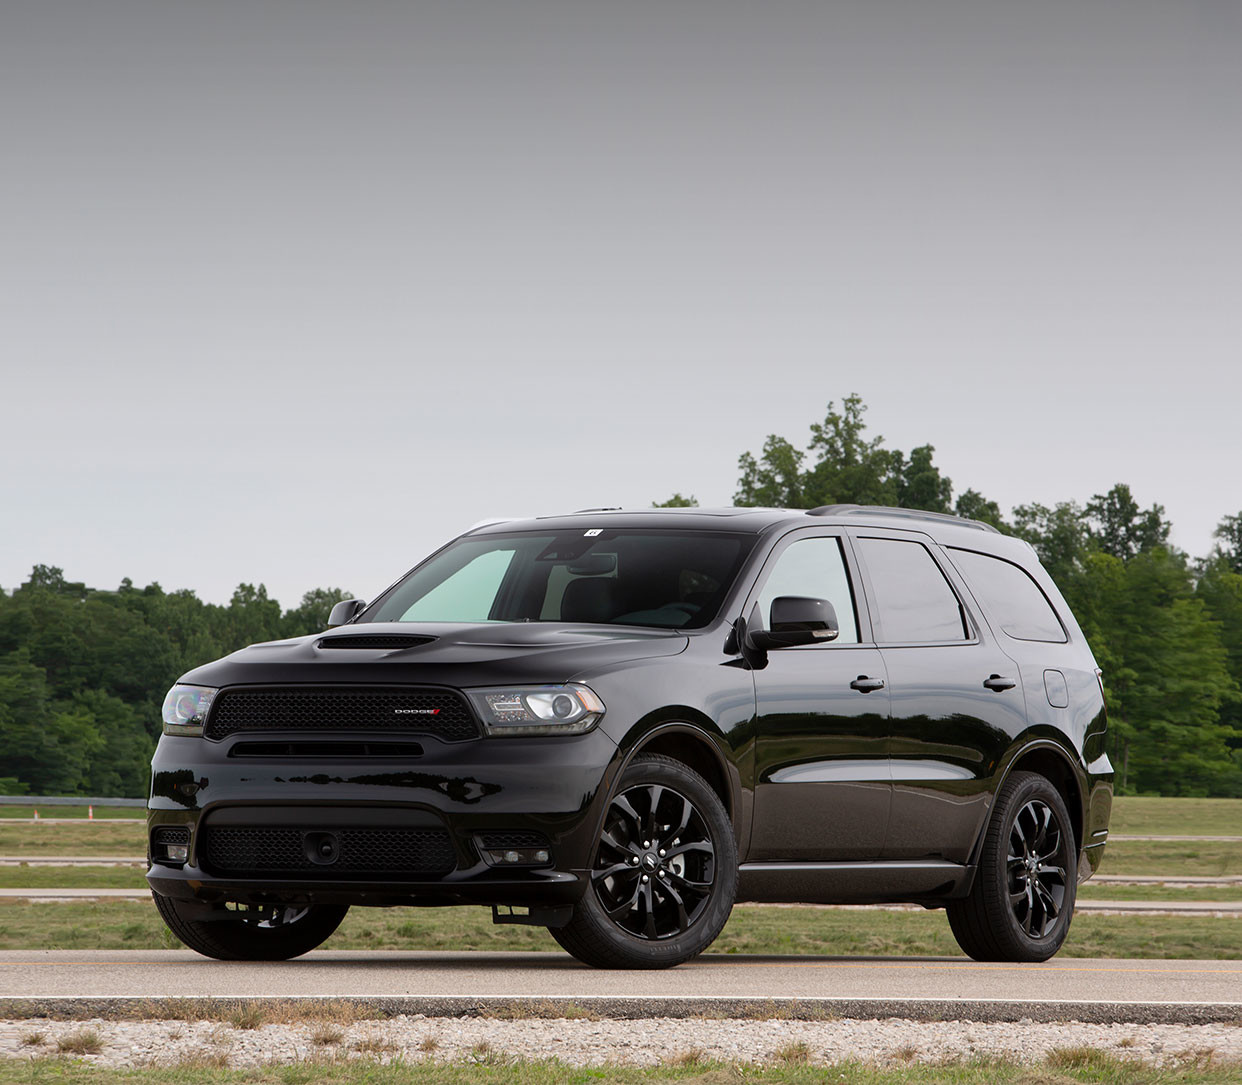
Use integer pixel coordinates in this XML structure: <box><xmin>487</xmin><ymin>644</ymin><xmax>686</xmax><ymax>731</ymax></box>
<box><xmin>2</xmin><ymin>950</ymin><xmax>1239</xmax><ymax>1024</ymax></box>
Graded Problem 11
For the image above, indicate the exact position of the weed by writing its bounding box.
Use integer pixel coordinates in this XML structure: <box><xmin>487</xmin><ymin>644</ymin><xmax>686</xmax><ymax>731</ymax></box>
<box><xmin>175</xmin><ymin>1049</ymin><xmax>231</xmax><ymax>1069</ymax></box>
<box><xmin>664</xmin><ymin>1047</ymin><xmax>707</xmax><ymax>1067</ymax></box>
<box><xmin>312</xmin><ymin>1025</ymin><xmax>345</xmax><ymax>1047</ymax></box>
<box><xmin>890</xmin><ymin>1044</ymin><xmax>919</xmax><ymax>1062</ymax></box>
<box><xmin>418</xmin><ymin>1034</ymin><xmax>440</xmax><ymax>1054</ymax></box>
<box><xmin>773</xmin><ymin>1041</ymin><xmax>811</xmax><ymax>1064</ymax></box>
<box><xmin>18</xmin><ymin>1031</ymin><xmax>45</xmax><ymax>1047</ymax></box>
<box><xmin>352</xmin><ymin>1036</ymin><xmax>397</xmax><ymax>1056</ymax></box>
<box><xmin>1044</xmin><ymin>1046</ymin><xmax>1114</xmax><ymax>1071</ymax></box>
<box><xmin>56</xmin><ymin>1028</ymin><xmax>103</xmax><ymax>1055</ymax></box>
<box><xmin>228</xmin><ymin>1002</ymin><xmax>268</xmax><ymax>1030</ymax></box>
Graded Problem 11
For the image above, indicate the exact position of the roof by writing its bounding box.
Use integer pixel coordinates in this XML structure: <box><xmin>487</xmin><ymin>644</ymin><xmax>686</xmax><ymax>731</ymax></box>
<box><xmin>465</xmin><ymin>505</ymin><xmax>1008</xmax><ymax>544</ymax></box>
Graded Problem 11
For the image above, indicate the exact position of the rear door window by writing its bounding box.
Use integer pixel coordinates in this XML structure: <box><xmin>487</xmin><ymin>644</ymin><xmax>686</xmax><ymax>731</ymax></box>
<box><xmin>855</xmin><ymin>537</ymin><xmax>968</xmax><ymax>643</ymax></box>
<box><xmin>947</xmin><ymin>548</ymin><xmax>1067</xmax><ymax>643</ymax></box>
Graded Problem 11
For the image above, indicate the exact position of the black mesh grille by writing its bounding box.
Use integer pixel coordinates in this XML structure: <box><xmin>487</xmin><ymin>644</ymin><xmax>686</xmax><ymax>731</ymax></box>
<box><xmin>205</xmin><ymin>688</ymin><xmax>478</xmax><ymax>742</ymax></box>
<box><xmin>317</xmin><ymin>636</ymin><xmax>436</xmax><ymax>650</ymax></box>
<box><xmin>152</xmin><ymin>826</ymin><xmax>190</xmax><ymax>846</ymax></box>
<box><xmin>476</xmin><ymin>831</ymin><xmax>550</xmax><ymax>850</ymax></box>
<box><xmin>200</xmin><ymin>826</ymin><xmax>456</xmax><ymax>879</ymax></box>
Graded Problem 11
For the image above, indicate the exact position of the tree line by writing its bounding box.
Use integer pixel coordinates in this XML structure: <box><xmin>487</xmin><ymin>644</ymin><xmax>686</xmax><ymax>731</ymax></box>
<box><xmin>0</xmin><ymin>573</ymin><xmax>349</xmax><ymax>797</ymax></box>
<box><xmin>657</xmin><ymin>395</ymin><xmax>1242</xmax><ymax>798</ymax></box>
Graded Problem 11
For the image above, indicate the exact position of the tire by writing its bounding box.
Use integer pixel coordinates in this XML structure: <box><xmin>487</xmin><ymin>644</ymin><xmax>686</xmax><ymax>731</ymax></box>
<box><xmin>947</xmin><ymin>770</ymin><xmax>1078</xmax><ymax>962</ymax></box>
<box><xmin>152</xmin><ymin>892</ymin><xmax>349</xmax><ymax>961</ymax></box>
<box><xmin>550</xmin><ymin>753</ymin><xmax>737</xmax><ymax>969</ymax></box>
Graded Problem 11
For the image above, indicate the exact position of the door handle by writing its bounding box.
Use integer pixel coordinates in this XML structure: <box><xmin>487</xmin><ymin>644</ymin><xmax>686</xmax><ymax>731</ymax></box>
<box><xmin>850</xmin><ymin>676</ymin><xmax>886</xmax><ymax>693</ymax></box>
<box><xmin>983</xmin><ymin>674</ymin><xmax>1017</xmax><ymax>692</ymax></box>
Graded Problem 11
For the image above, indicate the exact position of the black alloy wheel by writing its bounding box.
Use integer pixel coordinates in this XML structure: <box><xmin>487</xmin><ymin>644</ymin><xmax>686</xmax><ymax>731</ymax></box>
<box><xmin>550</xmin><ymin>753</ymin><xmax>737</xmax><ymax>969</ymax></box>
<box><xmin>1007</xmin><ymin>798</ymin><xmax>1069</xmax><ymax>938</ymax></box>
<box><xmin>947</xmin><ymin>770</ymin><xmax>1077</xmax><ymax>962</ymax></box>
<box><xmin>592</xmin><ymin>780</ymin><xmax>715</xmax><ymax>940</ymax></box>
<box><xmin>152</xmin><ymin>892</ymin><xmax>349</xmax><ymax>961</ymax></box>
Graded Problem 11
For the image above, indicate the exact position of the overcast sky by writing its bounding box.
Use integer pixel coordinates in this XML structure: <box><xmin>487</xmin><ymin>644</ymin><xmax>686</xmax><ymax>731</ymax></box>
<box><xmin>2</xmin><ymin>2</ymin><xmax>1239</xmax><ymax>607</ymax></box>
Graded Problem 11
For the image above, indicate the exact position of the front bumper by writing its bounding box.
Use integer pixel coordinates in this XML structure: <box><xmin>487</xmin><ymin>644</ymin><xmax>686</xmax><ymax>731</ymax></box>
<box><xmin>146</xmin><ymin>725</ymin><xmax>621</xmax><ymax>908</ymax></box>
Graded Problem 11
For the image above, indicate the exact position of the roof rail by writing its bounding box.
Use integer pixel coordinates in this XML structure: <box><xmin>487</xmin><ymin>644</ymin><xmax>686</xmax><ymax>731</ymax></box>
<box><xmin>806</xmin><ymin>504</ymin><xmax>1000</xmax><ymax>534</ymax></box>
<box><xmin>571</xmin><ymin>506</ymin><xmax>624</xmax><ymax>514</ymax></box>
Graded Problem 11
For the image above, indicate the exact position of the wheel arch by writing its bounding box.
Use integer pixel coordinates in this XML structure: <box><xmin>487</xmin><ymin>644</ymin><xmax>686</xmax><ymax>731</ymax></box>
<box><xmin>617</xmin><ymin>717</ymin><xmax>739</xmax><ymax>825</ymax></box>
<box><xmin>992</xmin><ymin>737</ymin><xmax>1087</xmax><ymax>856</ymax></box>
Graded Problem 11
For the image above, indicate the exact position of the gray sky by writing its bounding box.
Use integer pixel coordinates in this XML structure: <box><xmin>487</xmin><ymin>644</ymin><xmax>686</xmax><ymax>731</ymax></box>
<box><xmin>2</xmin><ymin>2</ymin><xmax>1240</xmax><ymax>607</ymax></box>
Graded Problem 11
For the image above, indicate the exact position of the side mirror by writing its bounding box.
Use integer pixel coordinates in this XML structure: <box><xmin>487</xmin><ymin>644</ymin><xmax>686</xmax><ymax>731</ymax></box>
<box><xmin>326</xmin><ymin>598</ymin><xmax>367</xmax><ymax>628</ymax></box>
<box><xmin>747</xmin><ymin>596</ymin><xmax>839</xmax><ymax>651</ymax></box>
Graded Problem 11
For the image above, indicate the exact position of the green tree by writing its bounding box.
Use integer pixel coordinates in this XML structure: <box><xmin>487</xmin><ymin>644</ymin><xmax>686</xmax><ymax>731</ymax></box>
<box><xmin>1210</xmin><ymin>512</ymin><xmax>1242</xmax><ymax>574</ymax></box>
<box><xmin>283</xmin><ymin>587</ymin><xmax>354</xmax><ymax>635</ymax></box>
<box><xmin>1085</xmin><ymin>483</ymin><xmax>1170</xmax><ymax>560</ymax></box>
<box><xmin>1066</xmin><ymin>546</ymin><xmax>1236</xmax><ymax>795</ymax></box>
<box><xmin>1196</xmin><ymin>559</ymin><xmax>1242</xmax><ymax>795</ymax></box>
<box><xmin>652</xmin><ymin>494</ymin><xmax>699</xmax><ymax>508</ymax></box>
<box><xmin>733</xmin><ymin>394</ymin><xmax>978</xmax><ymax>516</ymax></box>
<box><xmin>954</xmin><ymin>489</ymin><xmax>1007</xmax><ymax>531</ymax></box>
<box><xmin>735</xmin><ymin>435</ymin><xmax>807</xmax><ymax>507</ymax></box>
<box><xmin>1011</xmin><ymin>502</ymin><xmax>1090</xmax><ymax>589</ymax></box>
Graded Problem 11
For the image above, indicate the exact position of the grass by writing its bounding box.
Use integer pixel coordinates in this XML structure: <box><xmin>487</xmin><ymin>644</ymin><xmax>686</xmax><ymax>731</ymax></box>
<box><xmin>0</xmin><ymin>865</ymin><xmax>147</xmax><ymax>889</ymax></box>
<box><xmin>3</xmin><ymin>1053</ymin><xmax>1242</xmax><ymax>1084</ymax></box>
<box><xmin>1096</xmin><ymin>840</ymin><xmax>1241</xmax><ymax>877</ymax></box>
<box><xmin>1</xmin><ymin>896</ymin><xmax>1237</xmax><ymax>958</ymax></box>
<box><xmin>1078</xmin><ymin>882</ymin><xmax>1242</xmax><ymax>902</ymax></box>
<box><xmin>1108</xmin><ymin>797</ymin><xmax>1242</xmax><ymax>836</ymax></box>
<box><xmin>0</xmin><ymin>820</ymin><xmax>144</xmax><ymax>857</ymax></box>
<box><xmin>0</xmin><ymin>805</ymin><xmax>143</xmax><ymax>820</ymax></box>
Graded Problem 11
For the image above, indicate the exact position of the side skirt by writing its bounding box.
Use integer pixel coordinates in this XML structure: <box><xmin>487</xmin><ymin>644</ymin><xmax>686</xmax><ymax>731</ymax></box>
<box><xmin>737</xmin><ymin>860</ymin><xmax>974</xmax><ymax>905</ymax></box>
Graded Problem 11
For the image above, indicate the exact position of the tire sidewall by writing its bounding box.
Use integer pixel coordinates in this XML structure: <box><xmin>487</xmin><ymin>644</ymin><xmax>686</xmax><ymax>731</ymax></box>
<box><xmin>986</xmin><ymin>772</ymin><xmax>1078</xmax><ymax>960</ymax></box>
<box><xmin>575</xmin><ymin>755</ymin><xmax>737</xmax><ymax>967</ymax></box>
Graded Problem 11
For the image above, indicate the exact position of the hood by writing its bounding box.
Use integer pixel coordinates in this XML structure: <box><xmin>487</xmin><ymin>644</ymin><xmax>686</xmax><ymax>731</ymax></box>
<box><xmin>180</xmin><ymin>621</ymin><xmax>689</xmax><ymax>690</ymax></box>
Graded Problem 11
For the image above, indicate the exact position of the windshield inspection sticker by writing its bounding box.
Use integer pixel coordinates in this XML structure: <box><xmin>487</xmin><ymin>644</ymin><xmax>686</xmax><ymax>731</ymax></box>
<box><xmin>584</xmin><ymin>529</ymin><xmax>603</xmax><ymax>536</ymax></box>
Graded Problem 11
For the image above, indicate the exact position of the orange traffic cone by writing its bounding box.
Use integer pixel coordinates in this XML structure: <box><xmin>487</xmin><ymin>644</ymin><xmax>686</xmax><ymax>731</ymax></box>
<box><xmin>32</xmin><ymin>809</ymin><xmax>39</xmax><ymax>820</ymax></box>
<box><xmin>88</xmin><ymin>805</ymin><xmax>94</xmax><ymax>820</ymax></box>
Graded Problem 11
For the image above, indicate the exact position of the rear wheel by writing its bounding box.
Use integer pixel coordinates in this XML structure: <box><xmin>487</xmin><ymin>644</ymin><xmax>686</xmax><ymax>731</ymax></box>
<box><xmin>948</xmin><ymin>770</ymin><xmax>1077</xmax><ymax>962</ymax></box>
<box><xmin>551</xmin><ymin>754</ymin><xmax>737</xmax><ymax>969</ymax></box>
<box><xmin>152</xmin><ymin>892</ymin><xmax>348</xmax><ymax>960</ymax></box>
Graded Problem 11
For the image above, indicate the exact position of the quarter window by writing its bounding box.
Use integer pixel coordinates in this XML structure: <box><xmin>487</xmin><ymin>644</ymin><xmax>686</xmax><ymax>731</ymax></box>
<box><xmin>948</xmin><ymin>548</ymin><xmax>1067</xmax><ymax>643</ymax></box>
<box><xmin>755</xmin><ymin>537</ymin><xmax>859</xmax><ymax>644</ymax></box>
<box><xmin>856</xmin><ymin>537</ymin><xmax>968</xmax><ymax>643</ymax></box>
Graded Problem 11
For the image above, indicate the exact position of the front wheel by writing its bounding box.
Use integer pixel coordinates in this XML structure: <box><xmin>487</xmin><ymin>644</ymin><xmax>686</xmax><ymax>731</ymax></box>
<box><xmin>551</xmin><ymin>754</ymin><xmax>737</xmax><ymax>969</ymax></box>
<box><xmin>947</xmin><ymin>770</ymin><xmax>1077</xmax><ymax>962</ymax></box>
<box><xmin>152</xmin><ymin>892</ymin><xmax>349</xmax><ymax>960</ymax></box>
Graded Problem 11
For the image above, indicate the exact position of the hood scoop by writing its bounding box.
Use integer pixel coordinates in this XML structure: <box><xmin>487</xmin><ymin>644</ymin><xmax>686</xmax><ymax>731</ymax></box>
<box><xmin>316</xmin><ymin>634</ymin><xmax>437</xmax><ymax>650</ymax></box>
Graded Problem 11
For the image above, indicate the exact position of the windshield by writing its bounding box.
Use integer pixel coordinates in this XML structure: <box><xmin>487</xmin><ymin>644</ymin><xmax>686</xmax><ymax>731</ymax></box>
<box><xmin>364</xmin><ymin>530</ymin><xmax>754</xmax><ymax>630</ymax></box>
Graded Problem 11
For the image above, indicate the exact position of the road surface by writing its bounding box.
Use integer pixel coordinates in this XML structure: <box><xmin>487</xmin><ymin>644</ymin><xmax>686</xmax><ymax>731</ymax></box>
<box><xmin>2</xmin><ymin>950</ymin><xmax>1239</xmax><ymax>1023</ymax></box>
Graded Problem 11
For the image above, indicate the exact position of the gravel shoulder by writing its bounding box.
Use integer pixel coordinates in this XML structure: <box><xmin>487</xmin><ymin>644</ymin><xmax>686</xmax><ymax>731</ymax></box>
<box><xmin>4</xmin><ymin>1014</ymin><xmax>1242</xmax><ymax>1069</ymax></box>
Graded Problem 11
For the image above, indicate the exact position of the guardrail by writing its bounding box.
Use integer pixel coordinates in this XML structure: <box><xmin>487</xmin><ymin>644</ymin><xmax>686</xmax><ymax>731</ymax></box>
<box><xmin>0</xmin><ymin>795</ymin><xmax>146</xmax><ymax>808</ymax></box>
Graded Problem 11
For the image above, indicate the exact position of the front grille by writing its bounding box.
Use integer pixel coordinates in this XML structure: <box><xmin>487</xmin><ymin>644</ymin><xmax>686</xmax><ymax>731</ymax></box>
<box><xmin>317</xmin><ymin>635</ymin><xmax>436</xmax><ymax>650</ymax></box>
<box><xmin>476</xmin><ymin>831</ymin><xmax>550</xmax><ymax>850</ymax></box>
<box><xmin>205</xmin><ymin>687</ymin><xmax>478</xmax><ymax>742</ymax></box>
<box><xmin>229</xmin><ymin>740</ymin><xmax>425</xmax><ymax>759</ymax></box>
<box><xmin>152</xmin><ymin>826</ymin><xmax>190</xmax><ymax>847</ymax></box>
<box><xmin>200</xmin><ymin>826</ymin><xmax>456</xmax><ymax>879</ymax></box>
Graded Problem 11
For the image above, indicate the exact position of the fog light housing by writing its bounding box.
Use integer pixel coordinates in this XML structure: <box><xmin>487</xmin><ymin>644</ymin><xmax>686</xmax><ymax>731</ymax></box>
<box><xmin>482</xmin><ymin>846</ymin><xmax>553</xmax><ymax>868</ymax></box>
<box><xmin>151</xmin><ymin>826</ymin><xmax>191</xmax><ymax>867</ymax></box>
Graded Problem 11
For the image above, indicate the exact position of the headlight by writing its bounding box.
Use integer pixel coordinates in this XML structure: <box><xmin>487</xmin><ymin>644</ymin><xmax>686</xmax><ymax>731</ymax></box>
<box><xmin>466</xmin><ymin>683</ymin><xmax>605</xmax><ymax>737</ymax></box>
<box><xmin>161</xmin><ymin>684</ymin><xmax>218</xmax><ymax>736</ymax></box>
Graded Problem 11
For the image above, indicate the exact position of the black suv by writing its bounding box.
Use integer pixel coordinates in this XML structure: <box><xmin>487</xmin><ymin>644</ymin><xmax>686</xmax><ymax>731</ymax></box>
<box><xmin>148</xmin><ymin>505</ymin><xmax>1113</xmax><ymax>968</ymax></box>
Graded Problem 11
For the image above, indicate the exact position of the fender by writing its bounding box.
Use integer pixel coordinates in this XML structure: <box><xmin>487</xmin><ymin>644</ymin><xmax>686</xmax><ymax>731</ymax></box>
<box><xmin>587</xmin><ymin>717</ymin><xmax>745</xmax><ymax>860</ymax></box>
<box><xmin>960</xmin><ymin>734</ymin><xmax>1088</xmax><ymax>890</ymax></box>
